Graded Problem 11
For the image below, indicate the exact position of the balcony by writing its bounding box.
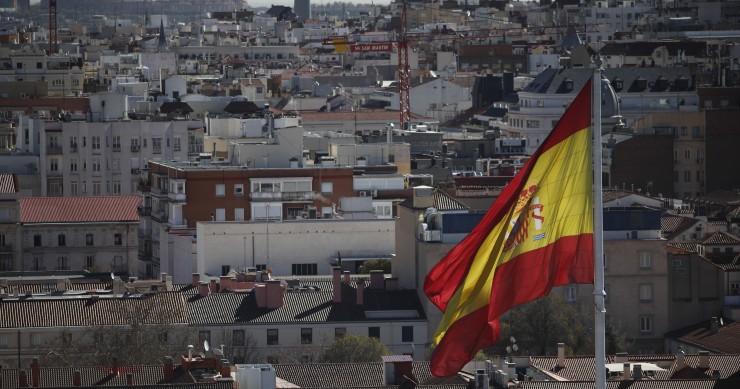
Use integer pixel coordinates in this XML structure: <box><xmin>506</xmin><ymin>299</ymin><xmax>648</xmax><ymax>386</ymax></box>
<box><xmin>46</xmin><ymin>170</ymin><xmax>63</xmax><ymax>177</ymax></box>
<box><xmin>151</xmin><ymin>186</ymin><xmax>169</xmax><ymax>197</ymax></box>
<box><xmin>131</xmin><ymin>145</ymin><xmax>140</xmax><ymax>152</ymax></box>
<box><xmin>112</xmin><ymin>145</ymin><xmax>121</xmax><ymax>152</ymax></box>
<box><xmin>46</xmin><ymin>145</ymin><xmax>63</xmax><ymax>155</ymax></box>
<box><xmin>151</xmin><ymin>210</ymin><xmax>168</xmax><ymax>222</ymax></box>
<box><xmin>131</xmin><ymin>168</ymin><xmax>140</xmax><ymax>174</ymax></box>
<box><xmin>188</xmin><ymin>145</ymin><xmax>204</xmax><ymax>155</ymax></box>
<box><xmin>138</xmin><ymin>205</ymin><xmax>152</xmax><ymax>216</ymax></box>
<box><xmin>250</xmin><ymin>191</ymin><xmax>314</xmax><ymax>201</ymax></box>
<box><xmin>168</xmin><ymin>192</ymin><xmax>186</xmax><ymax>202</ymax></box>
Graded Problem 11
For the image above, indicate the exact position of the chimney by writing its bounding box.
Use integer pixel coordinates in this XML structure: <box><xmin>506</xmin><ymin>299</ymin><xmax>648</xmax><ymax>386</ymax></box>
<box><xmin>676</xmin><ymin>350</ymin><xmax>685</xmax><ymax>368</ymax></box>
<box><xmin>382</xmin><ymin>355</ymin><xmax>414</xmax><ymax>386</ymax></box>
<box><xmin>219</xmin><ymin>276</ymin><xmax>232</xmax><ymax>291</ymax></box>
<box><xmin>31</xmin><ymin>357</ymin><xmax>40</xmax><ymax>387</ymax></box>
<box><xmin>163</xmin><ymin>356</ymin><xmax>174</xmax><ymax>381</ymax></box>
<box><xmin>622</xmin><ymin>363</ymin><xmax>630</xmax><ymax>380</ymax></box>
<box><xmin>332</xmin><ymin>267</ymin><xmax>342</xmax><ymax>303</ymax></box>
<box><xmin>343</xmin><ymin>270</ymin><xmax>351</xmax><ymax>284</ymax></box>
<box><xmin>192</xmin><ymin>273</ymin><xmax>201</xmax><ymax>286</ymax></box>
<box><xmin>265</xmin><ymin>280</ymin><xmax>284</xmax><ymax>309</ymax></box>
<box><xmin>209</xmin><ymin>278</ymin><xmax>218</xmax><ymax>293</ymax></box>
<box><xmin>633</xmin><ymin>364</ymin><xmax>642</xmax><ymax>380</ymax></box>
<box><xmin>112</xmin><ymin>278</ymin><xmax>125</xmax><ymax>294</ymax></box>
<box><xmin>699</xmin><ymin>350</ymin><xmax>710</xmax><ymax>369</ymax></box>
<box><xmin>710</xmin><ymin>317</ymin><xmax>719</xmax><ymax>333</ymax></box>
<box><xmin>165</xmin><ymin>275</ymin><xmax>173</xmax><ymax>291</ymax></box>
<box><xmin>369</xmin><ymin>270</ymin><xmax>384</xmax><ymax>290</ymax></box>
<box><xmin>160</xmin><ymin>273</ymin><xmax>168</xmax><ymax>282</ymax></box>
<box><xmin>254</xmin><ymin>284</ymin><xmax>267</xmax><ymax>308</ymax></box>
<box><xmin>556</xmin><ymin>343</ymin><xmax>565</xmax><ymax>368</ymax></box>
<box><xmin>198</xmin><ymin>281</ymin><xmax>210</xmax><ymax>297</ymax></box>
<box><xmin>615</xmin><ymin>352</ymin><xmax>628</xmax><ymax>363</ymax></box>
<box><xmin>55</xmin><ymin>278</ymin><xmax>67</xmax><ymax>292</ymax></box>
<box><xmin>19</xmin><ymin>370</ymin><xmax>28</xmax><ymax>387</ymax></box>
<box><xmin>385</xmin><ymin>277</ymin><xmax>399</xmax><ymax>290</ymax></box>
<box><xmin>126</xmin><ymin>373</ymin><xmax>133</xmax><ymax>386</ymax></box>
<box><xmin>475</xmin><ymin>369</ymin><xmax>489</xmax><ymax>389</ymax></box>
<box><xmin>187</xmin><ymin>345</ymin><xmax>194</xmax><ymax>361</ymax></box>
<box><xmin>356</xmin><ymin>280</ymin><xmax>365</xmax><ymax>305</ymax></box>
<box><xmin>221</xmin><ymin>361</ymin><xmax>231</xmax><ymax>378</ymax></box>
<box><xmin>72</xmin><ymin>371</ymin><xmax>81</xmax><ymax>387</ymax></box>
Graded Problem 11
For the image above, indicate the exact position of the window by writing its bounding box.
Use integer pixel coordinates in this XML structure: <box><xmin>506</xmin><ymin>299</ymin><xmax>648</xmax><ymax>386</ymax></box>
<box><xmin>673</xmin><ymin>171</ymin><xmax>679</xmax><ymax>183</ymax></box>
<box><xmin>639</xmin><ymin>316</ymin><xmax>652</xmax><ymax>333</ymax></box>
<box><xmin>291</xmin><ymin>263</ymin><xmax>318</xmax><ymax>276</ymax></box>
<box><xmin>92</xmin><ymin>136</ymin><xmax>100</xmax><ymax>150</ymax></box>
<box><xmin>335</xmin><ymin>327</ymin><xmax>346</xmax><ymax>339</ymax></box>
<box><xmin>565</xmin><ymin>285</ymin><xmax>577</xmax><ymax>301</ymax></box>
<box><xmin>221</xmin><ymin>265</ymin><xmax>230</xmax><ymax>276</ymax></box>
<box><xmin>152</xmin><ymin>138</ymin><xmax>162</xmax><ymax>154</ymax></box>
<box><xmin>56</xmin><ymin>256</ymin><xmax>68</xmax><ymax>270</ymax></box>
<box><xmin>50</xmin><ymin>158</ymin><xmax>59</xmax><ymax>172</ymax></box>
<box><xmin>114</xmin><ymin>233</ymin><xmax>122</xmax><ymax>246</ymax></box>
<box><xmin>33</xmin><ymin>257</ymin><xmax>43</xmax><ymax>271</ymax></box>
<box><xmin>368</xmin><ymin>327</ymin><xmax>380</xmax><ymax>339</ymax></box>
<box><xmin>86</xmin><ymin>233</ymin><xmax>94</xmax><ymax>246</ymax></box>
<box><xmin>29</xmin><ymin>333</ymin><xmax>41</xmax><ymax>348</ymax></box>
<box><xmin>684</xmin><ymin>149</ymin><xmax>690</xmax><ymax>159</ymax></box>
<box><xmin>684</xmin><ymin>170</ymin><xmax>691</xmax><ymax>182</ymax></box>
<box><xmin>402</xmin><ymin>326</ymin><xmax>413</xmax><ymax>342</ymax></box>
<box><xmin>216</xmin><ymin>184</ymin><xmax>225</xmax><ymax>197</ymax></box>
<box><xmin>34</xmin><ymin>235</ymin><xmax>42</xmax><ymax>247</ymax></box>
<box><xmin>321</xmin><ymin>182</ymin><xmax>333</xmax><ymax>194</ymax></box>
<box><xmin>0</xmin><ymin>334</ymin><xmax>8</xmax><ymax>349</ymax></box>
<box><xmin>301</xmin><ymin>328</ymin><xmax>312</xmax><ymax>344</ymax></box>
<box><xmin>112</xmin><ymin>136</ymin><xmax>121</xmax><ymax>150</ymax></box>
<box><xmin>639</xmin><ymin>284</ymin><xmax>652</xmax><ymax>302</ymax></box>
<box><xmin>70</xmin><ymin>159</ymin><xmax>77</xmax><ymax>172</ymax></box>
<box><xmin>235</xmin><ymin>208</ymin><xmax>245</xmax><ymax>221</ymax></box>
<box><xmin>215</xmin><ymin>208</ymin><xmax>225</xmax><ymax>221</ymax></box>
<box><xmin>92</xmin><ymin>182</ymin><xmax>101</xmax><ymax>195</ymax></box>
<box><xmin>267</xmin><ymin>329</ymin><xmax>279</xmax><ymax>345</ymax></box>
<box><xmin>92</xmin><ymin>159</ymin><xmax>101</xmax><ymax>172</ymax></box>
<box><xmin>234</xmin><ymin>184</ymin><xmax>244</xmax><ymax>196</ymax></box>
<box><xmin>113</xmin><ymin>180</ymin><xmax>121</xmax><ymax>195</ymax></box>
<box><xmin>174</xmin><ymin>138</ymin><xmax>181</xmax><ymax>151</ymax></box>
<box><xmin>233</xmin><ymin>330</ymin><xmax>245</xmax><ymax>346</ymax></box>
<box><xmin>638</xmin><ymin>251</ymin><xmax>652</xmax><ymax>269</ymax></box>
<box><xmin>86</xmin><ymin>256</ymin><xmax>95</xmax><ymax>270</ymax></box>
<box><xmin>57</xmin><ymin>234</ymin><xmax>66</xmax><ymax>247</ymax></box>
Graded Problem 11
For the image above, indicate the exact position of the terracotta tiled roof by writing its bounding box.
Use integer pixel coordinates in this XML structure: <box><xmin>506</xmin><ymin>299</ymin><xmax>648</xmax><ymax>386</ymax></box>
<box><xmin>666</xmin><ymin>320</ymin><xmax>740</xmax><ymax>355</ymax></box>
<box><xmin>300</xmin><ymin>110</ymin><xmax>429</xmax><ymax>123</ymax></box>
<box><xmin>433</xmin><ymin>190</ymin><xmax>469</xmax><ymax>211</ymax></box>
<box><xmin>520</xmin><ymin>381</ymin><xmax>718</xmax><ymax>389</ymax></box>
<box><xmin>667</xmin><ymin>243</ymin><xmax>696</xmax><ymax>255</ymax></box>
<box><xmin>19</xmin><ymin>196</ymin><xmax>140</xmax><ymax>223</ymax></box>
<box><xmin>699</xmin><ymin>231</ymin><xmax>740</xmax><ymax>245</ymax></box>
<box><xmin>186</xmin><ymin>288</ymin><xmax>426</xmax><ymax>326</ymax></box>
<box><xmin>452</xmin><ymin>186</ymin><xmax>505</xmax><ymax>198</ymax></box>
<box><xmin>273</xmin><ymin>361</ymin><xmax>468</xmax><ymax>388</ymax></box>
<box><xmin>0</xmin><ymin>173</ymin><xmax>18</xmax><ymax>194</ymax></box>
<box><xmin>3</xmin><ymin>282</ymin><xmax>111</xmax><ymax>294</ymax></box>
<box><xmin>0</xmin><ymin>292</ymin><xmax>188</xmax><ymax>328</ymax></box>
<box><xmin>661</xmin><ymin>214</ymin><xmax>698</xmax><ymax>239</ymax></box>
<box><xmin>602</xmin><ymin>189</ymin><xmax>632</xmax><ymax>203</ymax></box>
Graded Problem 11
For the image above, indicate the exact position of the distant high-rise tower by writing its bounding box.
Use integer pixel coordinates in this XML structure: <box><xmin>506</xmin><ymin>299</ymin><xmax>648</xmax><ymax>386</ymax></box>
<box><xmin>294</xmin><ymin>0</ymin><xmax>310</xmax><ymax>22</ymax></box>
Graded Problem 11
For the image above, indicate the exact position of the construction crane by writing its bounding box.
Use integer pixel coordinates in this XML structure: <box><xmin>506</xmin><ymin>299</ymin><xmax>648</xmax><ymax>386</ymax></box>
<box><xmin>49</xmin><ymin>0</ymin><xmax>58</xmax><ymax>54</ymax></box>
<box><xmin>323</xmin><ymin>0</ymin><xmax>597</xmax><ymax>130</ymax></box>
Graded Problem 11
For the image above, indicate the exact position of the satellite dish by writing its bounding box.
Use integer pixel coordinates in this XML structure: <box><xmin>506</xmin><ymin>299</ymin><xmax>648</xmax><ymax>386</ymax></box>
<box><xmin>110</xmin><ymin>272</ymin><xmax>115</xmax><ymax>280</ymax></box>
<box><xmin>204</xmin><ymin>340</ymin><xmax>210</xmax><ymax>352</ymax></box>
<box><xmin>720</xmin><ymin>318</ymin><xmax>724</xmax><ymax>326</ymax></box>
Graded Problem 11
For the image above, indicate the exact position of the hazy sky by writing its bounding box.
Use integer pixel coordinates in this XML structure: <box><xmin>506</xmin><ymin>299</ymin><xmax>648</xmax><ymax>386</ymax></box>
<box><xmin>246</xmin><ymin>0</ymin><xmax>391</xmax><ymax>8</ymax></box>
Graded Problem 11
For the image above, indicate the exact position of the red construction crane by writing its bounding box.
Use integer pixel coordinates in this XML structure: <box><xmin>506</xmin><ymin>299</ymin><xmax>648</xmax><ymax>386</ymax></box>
<box><xmin>49</xmin><ymin>0</ymin><xmax>58</xmax><ymax>53</ymax></box>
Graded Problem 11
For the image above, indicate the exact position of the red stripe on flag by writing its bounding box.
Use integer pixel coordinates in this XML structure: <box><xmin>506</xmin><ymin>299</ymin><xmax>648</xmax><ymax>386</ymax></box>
<box><xmin>429</xmin><ymin>234</ymin><xmax>594</xmax><ymax>377</ymax></box>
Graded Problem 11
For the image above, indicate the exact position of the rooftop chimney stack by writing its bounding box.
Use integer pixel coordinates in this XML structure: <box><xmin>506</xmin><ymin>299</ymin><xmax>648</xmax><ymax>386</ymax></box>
<box><xmin>198</xmin><ymin>281</ymin><xmax>210</xmax><ymax>297</ymax></box>
<box><xmin>615</xmin><ymin>352</ymin><xmax>628</xmax><ymax>363</ymax></box>
<box><xmin>221</xmin><ymin>361</ymin><xmax>231</xmax><ymax>378</ymax></box>
<box><xmin>369</xmin><ymin>270</ymin><xmax>384</xmax><ymax>290</ymax></box>
<box><xmin>343</xmin><ymin>270</ymin><xmax>351</xmax><ymax>284</ymax></box>
<box><xmin>192</xmin><ymin>273</ymin><xmax>201</xmax><ymax>286</ymax></box>
<box><xmin>265</xmin><ymin>280</ymin><xmax>284</xmax><ymax>309</ymax></box>
<box><xmin>356</xmin><ymin>280</ymin><xmax>365</xmax><ymax>305</ymax></box>
<box><xmin>622</xmin><ymin>363</ymin><xmax>630</xmax><ymax>380</ymax></box>
<box><xmin>332</xmin><ymin>267</ymin><xmax>342</xmax><ymax>303</ymax></box>
<box><xmin>164</xmin><ymin>356</ymin><xmax>174</xmax><ymax>381</ymax></box>
<box><xmin>31</xmin><ymin>357</ymin><xmax>40</xmax><ymax>387</ymax></box>
<box><xmin>209</xmin><ymin>278</ymin><xmax>218</xmax><ymax>293</ymax></box>
<box><xmin>699</xmin><ymin>350</ymin><xmax>710</xmax><ymax>369</ymax></box>
<box><xmin>126</xmin><ymin>373</ymin><xmax>133</xmax><ymax>386</ymax></box>
<box><xmin>556</xmin><ymin>343</ymin><xmax>565</xmax><ymax>368</ymax></box>
<box><xmin>19</xmin><ymin>370</ymin><xmax>28</xmax><ymax>387</ymax></box>
<box><xmin>633</xmin><ymin>364</ymin><xmax>642</xmax><ymax>380</ymax></box>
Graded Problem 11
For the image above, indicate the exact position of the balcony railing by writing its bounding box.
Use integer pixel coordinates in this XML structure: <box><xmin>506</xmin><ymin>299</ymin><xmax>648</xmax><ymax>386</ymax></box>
<box><xmin>151</xmin><ymin>210</ymin><xmax>168</xmax><ymax>222</ymax></box>
<box><xmin>250</xmin><ymin>191</ymin><xmax>314</xmax><ymax>201</ymax></box>
<box><xmin>168</xmin><ymin>192</ymin><xmax>186</xmax><ymax>202</ymax></box>
<box><xmin>138</xmin><ymin>206</ymin><xmax>152</xmax><ymax>216</ymax></box>
<box><xmin>46</xmin><ymin>145</ymin><xmax>63</xmax><ymax>155</ymax></box>
<box><xmin>131</xmin><ymin>145</ymin><xmax>140</xmax><ymax>152</ymax></box>
<box><xmin>151</xmin><ymin>187</ymin><xmax>169</xmax><ymax>196</ymax></box>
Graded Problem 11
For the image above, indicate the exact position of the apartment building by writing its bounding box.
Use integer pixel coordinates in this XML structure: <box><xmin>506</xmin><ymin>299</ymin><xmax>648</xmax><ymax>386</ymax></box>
<box><xmin>39</xmin><ymin>118</ymin><xmax>204</xmax><ymax>197</ymax></box>
<box><xmin>0</xmin><ymin>174</ymin><xmax>19</xmax><ymax>272</ymax></box>
<box><xmin>139</xmin><ymin>161</ymin><xmax>356</xmax><ymax>279</ymax></box>
<box><xmin>0</xmin><ymin>44</ymin><xmax>84</xmax><ymax>97</ymax></box>
<box><xmin>18</xmin><ymin>196</ymin><xmax>139</xmax><ymax>274</ymax></box>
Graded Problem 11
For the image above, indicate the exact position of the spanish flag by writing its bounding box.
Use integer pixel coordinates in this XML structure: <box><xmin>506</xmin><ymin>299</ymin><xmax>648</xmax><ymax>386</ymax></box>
<box><xmin>424</xmin><ymin>79</ymin><xmax>595</xmax><ymax>377</ymax></box>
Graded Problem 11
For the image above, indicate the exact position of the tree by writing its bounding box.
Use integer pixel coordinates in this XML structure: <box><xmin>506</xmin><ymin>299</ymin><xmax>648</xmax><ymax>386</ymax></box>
<box><xmin>491</xmin><ymin>294</ymin><xmax>594</xmax><ymax>357</ymax></box>
<box><xmin>358</xmin><ymin>259</ymin><xmax>391</xmax><ymax>274</ymax></box>
<box><xmin>321</xmin><ymin>334</ymin><xmax>390</xmax><ymax>363</ymax></box>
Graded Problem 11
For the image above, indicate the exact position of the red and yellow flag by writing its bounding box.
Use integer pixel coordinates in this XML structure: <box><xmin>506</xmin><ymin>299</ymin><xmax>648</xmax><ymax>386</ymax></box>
<box><xmin>424</xmin><ymin>79</ymin><xmax>595</xmax><ymax>377</ymax></box>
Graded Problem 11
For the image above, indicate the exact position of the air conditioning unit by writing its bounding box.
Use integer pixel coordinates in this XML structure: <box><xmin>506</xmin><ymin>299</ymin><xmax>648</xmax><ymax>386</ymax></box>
<box><xmin>359</xmin><ymin>191</ymin><xmax>367</xmax><ymax>197</ymax></box>
<box><xmin>423</xmin><ymin>230</ymin><xmax>441</xmax><ymax>242</ymax></box>
<box><xmin>371</xmin><ymin>189</ymin><xmax>378</xmax><ymax>197</ymax></box>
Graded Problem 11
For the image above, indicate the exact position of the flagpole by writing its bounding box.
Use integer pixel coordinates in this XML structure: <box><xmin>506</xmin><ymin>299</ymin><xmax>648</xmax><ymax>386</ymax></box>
<box><xmin>592</xmin><ymin>66</ymin><xmax>607</xmax><ymax>389</ymax></box>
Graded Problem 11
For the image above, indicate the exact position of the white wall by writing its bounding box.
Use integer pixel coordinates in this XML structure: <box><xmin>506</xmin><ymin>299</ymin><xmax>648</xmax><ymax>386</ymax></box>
<box><xmin>196</xmin><ymin>219</ymin><xmax>395</xmax><ymax>277</ymax></box>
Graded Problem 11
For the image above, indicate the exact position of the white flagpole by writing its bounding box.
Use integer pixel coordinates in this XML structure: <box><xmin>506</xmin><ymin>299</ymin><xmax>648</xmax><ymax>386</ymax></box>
<box><xmin>593</xmin><ymin>66</ymin><xmax>607</xmax><ymax>389</ymax></box>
